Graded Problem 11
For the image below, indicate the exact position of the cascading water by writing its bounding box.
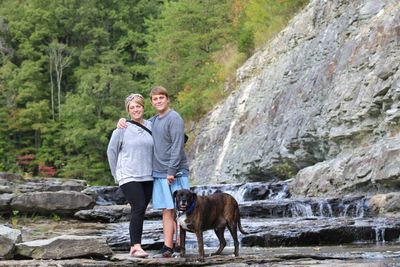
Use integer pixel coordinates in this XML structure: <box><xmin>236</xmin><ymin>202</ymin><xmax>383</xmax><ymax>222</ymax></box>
<box><xmin>99</xmin><ymin>181</ymin><xmax>400</xmax><ymax>258</ymax></box>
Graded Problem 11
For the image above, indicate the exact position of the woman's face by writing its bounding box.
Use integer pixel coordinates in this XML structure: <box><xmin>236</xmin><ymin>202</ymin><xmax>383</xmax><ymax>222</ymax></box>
<box><xmin>128</xmin><ymin>102</ymin><xmax>144</xmax><ymax>121</ymax></box>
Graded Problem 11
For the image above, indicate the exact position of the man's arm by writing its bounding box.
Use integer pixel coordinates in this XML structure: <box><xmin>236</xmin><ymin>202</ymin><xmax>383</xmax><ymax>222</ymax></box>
<box><xmin>117</xmin><ymin>118</ymin><xmax>127</xmax><ymax>129</ymax></box>
<box><xmin>167</xmin><ymin>115</ymin><xmax>186</xmax><ymax>178</ymax></box>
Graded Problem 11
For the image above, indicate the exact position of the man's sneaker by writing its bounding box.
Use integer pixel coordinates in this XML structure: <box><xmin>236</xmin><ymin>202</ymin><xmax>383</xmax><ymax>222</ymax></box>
<box><xmin>172</xmin><ymin>244</ymin><xmax>181</xmax><ymax>257</ymax></box>
<box><xmin>153</xmin><ymin>245</ymin><xmax>173</xmax><ymax>258</ymax></box>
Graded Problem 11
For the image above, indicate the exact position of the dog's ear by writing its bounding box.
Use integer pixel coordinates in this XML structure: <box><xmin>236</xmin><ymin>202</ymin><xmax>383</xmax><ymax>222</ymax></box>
<box><xmin>173</xmin><ymin>190</ymin><xmax>178</xmax><ymax>199</ymax></box>
<box><xmin>192</xmin><ymin>192</ymin><xmax>197</xmax><ymax>201</ymax></box>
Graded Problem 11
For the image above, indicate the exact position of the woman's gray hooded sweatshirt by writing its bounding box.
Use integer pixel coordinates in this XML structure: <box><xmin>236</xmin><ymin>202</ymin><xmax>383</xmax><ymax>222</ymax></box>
<box><xmin>107</xmin><ymin>120</ymin><xmax>154</xmax><ymax>186</ymax></box>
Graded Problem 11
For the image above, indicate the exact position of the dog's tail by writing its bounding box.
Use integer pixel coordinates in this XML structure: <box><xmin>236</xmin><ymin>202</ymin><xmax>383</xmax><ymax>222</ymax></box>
<box><xmin>238</xmin><ymin>217</ymin><xmax>248</xmax><ymax>234</ymax></box>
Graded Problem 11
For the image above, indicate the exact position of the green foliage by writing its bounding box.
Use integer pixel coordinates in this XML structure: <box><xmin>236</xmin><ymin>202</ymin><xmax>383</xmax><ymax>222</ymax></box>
<box><xmin>241</xmin><ymin>0</ymin><xmax>309</xmax><ymax>47</ymax></box>
<box><xmin>238</xmin><ymin>28</ymin><xmax>254</xmax><ymax>56</ymax></box>
<box><xmin>146</xmin><ymin>0</ymin><xmax>234</xmax><ymax>118</ymax></box>
<box><xmin>0</xmin><ymin>0</ymin><xmax>161</xmax><ymax>183</ymax></box>
<box><xmin>0</xmin><ymin>0</ymin><xmax>308</xmax><ymax>184</ymax></box>
<box><xmin>50</xmin><ymin>213</ymin><xmax>61</xmax><ymax>222</ymax></box>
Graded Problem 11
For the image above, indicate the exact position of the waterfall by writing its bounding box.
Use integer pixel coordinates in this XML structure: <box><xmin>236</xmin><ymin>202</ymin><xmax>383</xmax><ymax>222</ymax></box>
<box><xmin>290</xmin><ymin>201</ymin><xmax>313</xmax><ymax>217</ymax></box>
<box><xmin>318</xmin><ymin>199</ymin><xmax>333</xmax><ymax>217</ymax></box>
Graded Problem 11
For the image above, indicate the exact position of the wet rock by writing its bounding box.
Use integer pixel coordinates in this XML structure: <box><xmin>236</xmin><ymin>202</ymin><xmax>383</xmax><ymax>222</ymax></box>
<box><xmin>74</xmin><ymin>204</ymin><xmax>162</xmax><ymax>223</ymax></box>
<box><xmin>82</xmin><ymin>186</ymin><xmax>127</xmax><ymax>205</ymax></box>
<box><xmin>0</xmin><ymin>225</ymin><xmax>22</xmax><ymax>259</ymax></box>
<box><xmin>74</xmin><ymin>205</ymin><xmax>130</xmax><ymax>222</ymax></box>
<box><xmin>241</xmin><ymin>217</ymin><xmax>400</xmax><ymax>247</ymax></box>
<box><xmin>16</xmin><ymin>235</ymin><xmax>113</xmax><ymax>260</ymax></box>
<box><xmin>239</xmin><ymin>195</ymin><xmax>369</xmax><ymax>218</ymax></box>
<box><xmin>11</xmin><ymin>191</ymin><xmax>95</xmax><ymax>215</ymax></box>
<box><xmin>194</xmin><ymin>182</ymin><xmax>290</xmax><ymax>203</ymax></box>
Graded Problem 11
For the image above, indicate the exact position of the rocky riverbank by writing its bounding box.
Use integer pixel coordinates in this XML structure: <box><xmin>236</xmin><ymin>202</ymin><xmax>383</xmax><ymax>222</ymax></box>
<box><xmin>1</xmin><ymin>173</ymin><xmax>400</xmax><ymax>266</ymax></box>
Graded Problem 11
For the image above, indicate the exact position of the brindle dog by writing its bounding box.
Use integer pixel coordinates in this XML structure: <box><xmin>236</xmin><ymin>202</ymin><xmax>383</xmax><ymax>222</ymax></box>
<box><xmin>173</xmin><ymin>189</ymin><xmax>248</xmax><ymax>260</ymax></box>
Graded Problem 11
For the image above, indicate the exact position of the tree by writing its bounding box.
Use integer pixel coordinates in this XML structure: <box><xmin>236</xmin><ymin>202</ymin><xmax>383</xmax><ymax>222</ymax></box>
<box><xmin>146</xmin><ymin>0</ymin><xmax>235</xmax><ymax>119</ymax></box>
<box><xmin>48</xmin><ymin>40</ymin><xmax>72</xmax><ymax>120</ymax></box>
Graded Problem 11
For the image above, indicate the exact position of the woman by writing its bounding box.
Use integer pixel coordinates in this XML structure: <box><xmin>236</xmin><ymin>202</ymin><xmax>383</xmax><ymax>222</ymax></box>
<box><xmin>107</xmin><ymin>93</ymin><xmax>154</xmax><ymax>258</ymax></box>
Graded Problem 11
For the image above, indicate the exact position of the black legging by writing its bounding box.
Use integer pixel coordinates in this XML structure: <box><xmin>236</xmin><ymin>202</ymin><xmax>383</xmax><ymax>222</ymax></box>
<box><xmin>120</xmin><ymin>181</ymin><xmax>153</xmax><ymax>245</ymax></box>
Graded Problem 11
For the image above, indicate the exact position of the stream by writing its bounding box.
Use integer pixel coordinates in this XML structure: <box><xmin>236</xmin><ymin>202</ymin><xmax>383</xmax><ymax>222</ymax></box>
<box><xmin>96</xmin><ymin>182</ymin><xmax>400</xmax><ymax>265</ymax></box>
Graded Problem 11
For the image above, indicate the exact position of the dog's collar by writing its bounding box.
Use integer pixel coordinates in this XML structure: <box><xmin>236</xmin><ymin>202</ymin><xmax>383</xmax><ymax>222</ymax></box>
<box><xmin>180</xmin><ymin>200</ymin><xmax>196</xmax><ymax>216</ymax></box>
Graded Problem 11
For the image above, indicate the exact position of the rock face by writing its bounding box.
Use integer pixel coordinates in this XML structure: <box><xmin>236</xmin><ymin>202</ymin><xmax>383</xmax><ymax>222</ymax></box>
<box><xmin>290</xmin><ymin>134</ymin><xmax>400</xmax><ymax>196</ymax></box>
<box><xmin>189</xmin><ymin>0</ymin><xmax>400</xmax><ymax>198</ymax></box>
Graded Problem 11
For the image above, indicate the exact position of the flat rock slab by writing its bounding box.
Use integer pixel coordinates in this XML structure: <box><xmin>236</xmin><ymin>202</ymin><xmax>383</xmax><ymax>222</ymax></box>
<box><xmin>1</xmin><ymin>245</ymin><xmax>400</xmax><ymax>266</ymax></box>
<box><xmin>16</xmin><ymin>235</ymin><xmax>113</xmax><ymax>259</ymax></box>
<box><xmin>11</xmin><ymin>191</ymin><xmax>94</xmax><ymax>215</ymax></box>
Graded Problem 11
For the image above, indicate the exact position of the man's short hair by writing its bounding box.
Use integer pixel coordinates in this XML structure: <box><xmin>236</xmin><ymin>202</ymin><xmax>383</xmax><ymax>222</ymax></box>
<box><xmin>150</xmin><ymin>86</ymin><xmax>169</xmax><ymax>99</ymax></box>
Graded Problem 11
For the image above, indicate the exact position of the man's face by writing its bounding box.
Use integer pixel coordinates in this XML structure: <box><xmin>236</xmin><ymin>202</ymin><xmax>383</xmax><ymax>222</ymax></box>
<box><xmin>151</xmin><ymin>94</ymin><xmax>169</xmax><ymax>114</ymax></box>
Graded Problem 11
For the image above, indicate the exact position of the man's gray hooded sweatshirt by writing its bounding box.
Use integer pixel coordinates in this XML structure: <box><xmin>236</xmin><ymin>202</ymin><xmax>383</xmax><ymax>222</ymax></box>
<box><xmin>151</xmin><ymin>109</ymin><xmax>189</xmax><ymax>177</ymax></box>
<box><xmin>107</xmin><ymin>120</ymin><xmax>153</xmax><ymax>186</ymax></box>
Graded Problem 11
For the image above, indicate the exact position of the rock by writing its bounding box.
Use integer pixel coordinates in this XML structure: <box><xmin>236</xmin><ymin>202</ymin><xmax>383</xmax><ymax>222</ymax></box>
<box><xmin>369</xmin><ymin>192</ymin><xmax>400</xmax><ymax>215</ymax></box>
<box><xmin>0</xmin><ymin>185</ymin><xmax>12</xmax><ymax>194</ymax></box>
<box><xmin>290</xmin><ymin>135</ymin><xmax>400</xmax><ymax>197</ymax></box>
<box><xmin>82</xmin><ymin>186</ymin><xmax>127</xmax><ymax>205</ymax></box>
<box><xmin>10</xmin><ymin>191</ymin><xmax>95</xmax><ymax>215</ymax></box>
<box><xmin>74</xmin><ymin>204</ymin><xmax>162</xmax><ymax>222</ymax></box>
<box><xmin>0</xmin><ymin>173</ymin><xmax>24</xmax><ymax>183</ymax></box>
<box><xmin>16</xmin><ymin>178</ymin><xmax>87</xmax><ymax>193</ymax></box>
<box><xmin>0</xmin><ymin>225</ymin><xmax>22</xmax><ymax>259</ymax></box>
<box><xmin>74</xmin><ymin>205</ymin><xmax>130</xmax><ymax>222</ymax></box>
<box><xmin>241</xmin><ymin>217</ymin><xmax>400</xmax><ymax>247</ymax></box>
<box><xmin>16</xmin><ymin>235</ymin><xmax>113</xmax><ymax>260</ymax></box>
<box><xmin>0</xmin><ymin>193</ymin><xmax>13</xmax><ymax>213</ymax></box>
<box><xmin>188</xmin><ymin>0</ymin><xmax>400</xmax><ymax>195</ymax></box>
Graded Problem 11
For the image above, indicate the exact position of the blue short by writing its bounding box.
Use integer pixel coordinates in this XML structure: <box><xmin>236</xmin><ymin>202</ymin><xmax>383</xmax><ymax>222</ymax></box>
<box><xmin>152</xmin><ymin>174</ymin><xmax>190</xmax><ymax>209</ymax></box>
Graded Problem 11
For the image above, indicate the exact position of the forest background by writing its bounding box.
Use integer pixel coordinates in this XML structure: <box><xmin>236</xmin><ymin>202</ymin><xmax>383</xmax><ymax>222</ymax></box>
<box><xmin>0</xmin><ymin>0</ymin><xmax>308</xmax><ymax>185</ymax></box>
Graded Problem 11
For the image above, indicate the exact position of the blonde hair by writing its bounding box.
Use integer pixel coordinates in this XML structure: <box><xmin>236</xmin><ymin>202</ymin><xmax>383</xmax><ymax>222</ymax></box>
<box><xmin>125</xmin><ymin>93</ymin><xmax>144</xmax><ymax>112</ymax></box>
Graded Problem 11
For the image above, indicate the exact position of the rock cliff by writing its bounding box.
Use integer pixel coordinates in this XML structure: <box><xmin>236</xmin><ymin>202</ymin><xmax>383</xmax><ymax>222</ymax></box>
<box><xmin>189</xmin><ymin>0</ymin><xmax>400</xmax><ymax>197</ymax></box>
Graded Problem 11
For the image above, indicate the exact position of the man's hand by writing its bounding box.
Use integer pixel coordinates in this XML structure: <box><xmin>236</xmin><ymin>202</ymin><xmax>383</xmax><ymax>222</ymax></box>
<box><xmin>167</xmin><ymin>175</ymin><xmax>175</xmax><ymax>185</ymax></box>
<box><xmin>117</xmin><ymin>118</ymin><xmax>127</xmax><ymax>129</ymax></box>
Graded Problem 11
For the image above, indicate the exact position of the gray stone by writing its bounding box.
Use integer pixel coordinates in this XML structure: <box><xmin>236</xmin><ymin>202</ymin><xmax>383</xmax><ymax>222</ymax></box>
<box><xmin>11</xmin><ymin>191</ymin><xmax>95</xmax><ymax>215</ymax></box>
<box><xmin>0</xmin><ymin>225</ymin><xmax>22</xmax><ymax>259</ymax></box>
<box><xmin>188</xmin><ymin>0</ymin><xmax>400</xmax><ymax>203</ymax></box>
<box><xmin>369</xmin><ymin>192</ymin><xmax>400</xmax><ymax>215</ymax></box>
<box><xmin>290</xmin><ymin>136</ymin><xmax>400</xmax><ymax>197</ymax></box>
<box><xmin>16</xmin><ymin>235</ymin><xmax>113</xmax><ymax>260</ymax></box>
<box><xmin>0</xmin><ymin>193</ymin><xmax>13</xmax><ymax>213</ymax></box>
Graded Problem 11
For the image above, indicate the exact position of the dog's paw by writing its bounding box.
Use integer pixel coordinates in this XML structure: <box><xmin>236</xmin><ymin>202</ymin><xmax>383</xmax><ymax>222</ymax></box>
<box><xmin>196</xmin><ymin>257</ymin><xmax>205</xmax><ymax>262</ymax></box>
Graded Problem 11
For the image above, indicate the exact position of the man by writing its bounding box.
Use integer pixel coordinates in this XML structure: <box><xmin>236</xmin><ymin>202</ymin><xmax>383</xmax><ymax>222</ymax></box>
<box><xmin>118</xmin><ymin>86</ymin><xmax>190</xmax><ymax>258</ymax></box>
